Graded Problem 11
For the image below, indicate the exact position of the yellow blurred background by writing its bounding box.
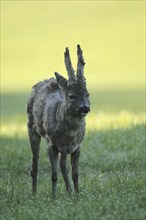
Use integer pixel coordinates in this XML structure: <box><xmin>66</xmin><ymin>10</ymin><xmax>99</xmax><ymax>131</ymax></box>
<box><xmin>1</xmin><ymin>0</ymin><xmax>145</xmax><ymax>93</ymax></box>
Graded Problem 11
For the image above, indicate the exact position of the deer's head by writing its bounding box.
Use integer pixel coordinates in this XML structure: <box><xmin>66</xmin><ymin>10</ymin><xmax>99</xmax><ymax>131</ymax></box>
<box><xmin>55</xmin><ymin>45</ymin><xmax>90</xmax><ymax>118</ymax></box>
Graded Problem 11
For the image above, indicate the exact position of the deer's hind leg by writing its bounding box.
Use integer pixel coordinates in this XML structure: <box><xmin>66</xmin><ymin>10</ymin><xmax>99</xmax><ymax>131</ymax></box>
<box><xmin>28</xmin><ymin>125</ymin><xmax>41</xmax><ymax>194</ymax></box>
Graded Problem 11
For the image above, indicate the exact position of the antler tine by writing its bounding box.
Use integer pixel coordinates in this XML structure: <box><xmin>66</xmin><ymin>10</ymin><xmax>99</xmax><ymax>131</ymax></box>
<box><xmin>76</xmin><ymin>44</ymin><xmax>85</xmax><ymax>80</ymax></box>
<box><xmin>64</xmin><ymin>47</ymin><xmax>76</xmax><ymax>81</ymax></box>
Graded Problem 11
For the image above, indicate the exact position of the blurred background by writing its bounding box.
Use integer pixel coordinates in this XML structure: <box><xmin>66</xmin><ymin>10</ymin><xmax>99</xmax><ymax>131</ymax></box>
<box><xmin>1</xmin><ymin>0</ymin><xmax>145</xmax><ymax>121</ymax></box>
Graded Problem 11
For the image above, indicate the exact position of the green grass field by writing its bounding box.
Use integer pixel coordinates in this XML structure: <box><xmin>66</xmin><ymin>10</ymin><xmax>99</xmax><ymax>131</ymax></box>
<box><xmin>1</xmin><ymin>1</ymin><xmax>145</xmax><ymax>220</ymax></box>
<box><xmin>1</xmin><ymin>90</ymin><xmax>145</xmax><ymax>220</ymax></box>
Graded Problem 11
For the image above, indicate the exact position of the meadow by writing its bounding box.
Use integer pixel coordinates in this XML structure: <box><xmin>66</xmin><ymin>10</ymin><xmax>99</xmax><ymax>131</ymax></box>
<box><xmin>1</xmin><ymin>1</ymin><xmax>145</xmax><ymax>220</ymax></box>
<box><xmin>1</xmin><ymin>88</ymin><xmax>145</xmax><ymax>220</ymax></box>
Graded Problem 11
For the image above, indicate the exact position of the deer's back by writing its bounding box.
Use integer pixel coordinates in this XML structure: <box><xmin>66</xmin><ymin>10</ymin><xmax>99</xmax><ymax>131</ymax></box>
<box><xmin>27</xmin><ymin>78</ymin><xmax>63</xmax><ymax>137</ymax></box>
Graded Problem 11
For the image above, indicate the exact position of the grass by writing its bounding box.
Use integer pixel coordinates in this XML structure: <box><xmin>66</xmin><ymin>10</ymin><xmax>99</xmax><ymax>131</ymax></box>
<box><xmin>0</xmin><ymin>91</ymin><xmax>145</xmax><ymax>220</ymax></box>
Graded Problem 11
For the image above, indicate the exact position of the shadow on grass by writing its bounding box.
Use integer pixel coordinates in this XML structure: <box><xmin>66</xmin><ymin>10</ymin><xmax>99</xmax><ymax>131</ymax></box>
<box><xmin>1</xmin><ymin>88</ymin><xmax>145</xmax><ymax>122</ymax></box>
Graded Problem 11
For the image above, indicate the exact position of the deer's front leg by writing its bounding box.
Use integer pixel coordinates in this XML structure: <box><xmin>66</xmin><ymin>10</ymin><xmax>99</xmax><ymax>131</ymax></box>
<box><xmin>71</xmin><ymin>147</ymin><xmax>80</xmax><ymax>194</ymax></box>
<box><xmin>60</xmin><ymin>153</ymin><xmax>72</xmax><ymax>194</ymax></box>
<box><xmin>48</xmin><ymin>146</ymin><xmax>59</xmax><ymax>198</ymax></box>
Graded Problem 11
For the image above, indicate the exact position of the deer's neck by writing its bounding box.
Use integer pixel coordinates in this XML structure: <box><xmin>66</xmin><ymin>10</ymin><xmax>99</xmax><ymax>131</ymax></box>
<box><xmin>57</xmin><ymin>101</ymin><xmax>84</xmax><ymax>131</ymax></box>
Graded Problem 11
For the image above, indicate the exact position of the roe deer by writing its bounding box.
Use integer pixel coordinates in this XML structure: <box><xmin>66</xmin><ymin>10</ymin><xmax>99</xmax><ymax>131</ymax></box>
<box><xmin>27</xmin><ymin>45</ymin><xmax>90</xmax><ymax>197</ymax></box>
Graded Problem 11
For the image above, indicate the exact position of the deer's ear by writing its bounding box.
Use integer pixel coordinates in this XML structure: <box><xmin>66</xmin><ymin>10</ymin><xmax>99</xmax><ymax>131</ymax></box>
<box><xmin>55</xmin><ymin>72</ymin><xmax>67</xmax><ymax>91</ymax></box>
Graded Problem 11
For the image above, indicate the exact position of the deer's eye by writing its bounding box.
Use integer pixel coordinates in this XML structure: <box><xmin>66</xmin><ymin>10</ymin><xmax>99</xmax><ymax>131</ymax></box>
<box><xmin>69</xmin><ymin>95</ymin><xmax>75</xmax><ymax>100</ymax></box>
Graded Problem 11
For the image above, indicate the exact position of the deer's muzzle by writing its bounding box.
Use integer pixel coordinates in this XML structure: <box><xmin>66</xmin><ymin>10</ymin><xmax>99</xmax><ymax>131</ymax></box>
<box><xmin>79</xmin><ymin>106</ymin><xmax>90</xmax><ymax>116</ymax></box>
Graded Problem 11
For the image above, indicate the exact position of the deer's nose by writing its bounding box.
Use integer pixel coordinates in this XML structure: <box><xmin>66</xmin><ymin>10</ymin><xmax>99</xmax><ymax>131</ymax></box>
<box><xmin>79</xmin><ymin>106</ymin><xmax>90</xmax><ymax>114</ymax></box>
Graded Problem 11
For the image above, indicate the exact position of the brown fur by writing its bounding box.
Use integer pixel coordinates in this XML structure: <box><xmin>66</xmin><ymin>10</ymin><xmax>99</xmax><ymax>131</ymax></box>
<box><xmin>27</xmin><ymin>45</ymin><xmax>90</xmax><ymax>197</ymax></box>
